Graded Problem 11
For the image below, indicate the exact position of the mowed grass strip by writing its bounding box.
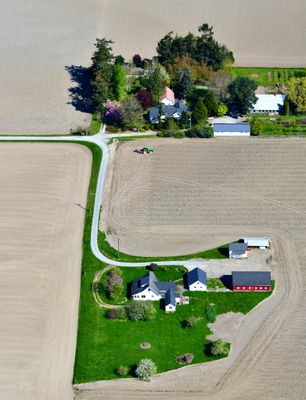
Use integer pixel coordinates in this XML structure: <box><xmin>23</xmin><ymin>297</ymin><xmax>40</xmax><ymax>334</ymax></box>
<box><xmin>74</xmin><ymin>265</ymin><xmax>273</xmax><ymax>382</ymax></box>
<box><xmin>98</xmin><ymin>231</ymin><xmax>229</xmax><ymax>262</ymax></box>
<box><xmin>232</xmin><ymin>67</ymin><xmax>306</xmax><ymax>87</ymax></box>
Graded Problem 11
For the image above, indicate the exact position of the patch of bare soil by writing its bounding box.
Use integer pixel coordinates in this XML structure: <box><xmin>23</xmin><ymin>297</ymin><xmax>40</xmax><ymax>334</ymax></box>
<box><xmin>207</xmin><ymin>312</ymin><xmax>245</xmax><ymax>343</ymax></box>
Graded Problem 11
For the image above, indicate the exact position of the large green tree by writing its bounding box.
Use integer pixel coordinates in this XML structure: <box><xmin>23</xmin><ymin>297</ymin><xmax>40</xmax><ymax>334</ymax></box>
<box><xmin>156</xmin><ymin>23</ymin><xmax>234</xmax><ymax>70</ymax></box>
<box><xmin>203</xmin><ymin>91</ymin><xmax>219</xmax><ymax>116</ymax></box>
<box><xmin>91</xmin><ymin>38</ymin><xmax>114</xmax><ymax>113</ymax></box>
<box><xmin>143</xmin><ymin>61</ymin><xmax>170</xmax><ymax>103</ymax></box>
<box><xmin>121</xmin><ymin>96</ymin><xmax>144</xmax><ymax>129</ymax></box>
<box><xmin>113</xmin><ymin>64</ymin><xmax>126</xmax><ymax>101</ymax></box>
<box><xmin>228</xmin><ymin>77</ymin><xmax>257</xmax><ymax>115</ymax></box>
<box><xmin>287</xmin><ymin>77</ymin><xmax>306</xmax><ymax>113</ymax></box>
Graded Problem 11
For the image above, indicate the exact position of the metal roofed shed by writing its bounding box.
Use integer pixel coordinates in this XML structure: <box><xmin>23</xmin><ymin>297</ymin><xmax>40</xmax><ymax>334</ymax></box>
<box><xmin>243</xmin><ymin>237</ymin><xmax>270</xmax><ymax>249</ymax></box>
<box><xmin>229</xmin><ymin>243</ymin><xmax>248</xmax><ymax>259</ymax></box>
<box><xmin>213</xmin><ymin>123</ymin><xmax>251</xmax><ymax>137</ymax></box>
<box><xmin>251</xmin><ymin>94</ymin><xmax>286</xmax><ymax>114</ymax></box>
<box><xmin>232</xmin><ymin>271</ymin><xmax>271</xmax><ymax>291</ymax></box>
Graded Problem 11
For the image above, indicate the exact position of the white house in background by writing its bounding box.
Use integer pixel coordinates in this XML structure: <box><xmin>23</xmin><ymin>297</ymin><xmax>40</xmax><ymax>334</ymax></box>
<box><xmin>186</xmin><ymin>268</ymin><xmax>207</xmax><ymax>291</ymax></box>
<box><xmin>243</xmin><ymin>237</ymin><xmax>270</xmax><ymax>249</ymax></box>
<box><xmin>251</xmin><ymin>94</ymin><xmax>286</xmax><ymax>114</ymax></box>
<box><xmin>213</xmin><ymin>123</ymin><xmax>251</xmax><ymax>137</ymax></box>
<box><xmin>160</xmin><ymin>87</ymin><xmax>175</xmax><ymax>106</ymax></box>
<box><xmin>229</xmin><ymin>243</ymin><xmax>248</xmax><ymax>259</ymax></box>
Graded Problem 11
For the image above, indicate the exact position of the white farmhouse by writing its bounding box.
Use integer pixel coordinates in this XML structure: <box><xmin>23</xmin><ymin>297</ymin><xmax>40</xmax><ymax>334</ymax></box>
<box><xmin>251</xmin><ymin>94</ymin><xmax>286</xmax><ymax>114</ymax></box>
<box><xmin>229</xmin><ymin>243</ymin><xmax>248</xmax><ymax>259</ymax></box>
<box><xmin>213</xmin><ymin>123</ymin><xmax>251</xmax><ymax>137</ymax></box>
<box><xmin>186</xmin><ymin>268</ymin><xmax>207</xmax><ymax>291</ymax></box>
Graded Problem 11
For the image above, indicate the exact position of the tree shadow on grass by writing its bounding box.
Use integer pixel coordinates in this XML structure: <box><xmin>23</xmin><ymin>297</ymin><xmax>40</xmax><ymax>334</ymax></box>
<box><xmin>65</xmin><ymin>65</ymin><xmax>94</xmax><ymax>113</ymax></box>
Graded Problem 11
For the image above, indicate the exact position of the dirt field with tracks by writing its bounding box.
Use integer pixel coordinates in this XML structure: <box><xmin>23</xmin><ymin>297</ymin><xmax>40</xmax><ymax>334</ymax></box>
<box><xmin>0</xmin><ymin>143</ymin><xmax>91</xmax><ymax>400</ymax></box>
<box><xmin>92</xmin><ymin>138</ymin><xmax>306</xmax><ymax>399</ymax></box>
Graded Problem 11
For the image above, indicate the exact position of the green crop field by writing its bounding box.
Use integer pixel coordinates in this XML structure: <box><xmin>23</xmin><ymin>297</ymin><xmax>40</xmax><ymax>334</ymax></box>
<box><xmin>232</xmin><ymin>67</ymin><xmax>306</xmax><ymax>87</ymax></box>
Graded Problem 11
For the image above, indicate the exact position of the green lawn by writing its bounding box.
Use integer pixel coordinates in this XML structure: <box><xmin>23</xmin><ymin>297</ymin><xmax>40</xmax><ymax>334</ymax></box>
<box><xmin>74</xmin><ymin>264</ymin><xmax>273</xmax><ymax>382</ymax></box>
<box><xmin>88</xmin><ymin>113</ymin><xmax>101</xmax><ymax>135</ymax></box>
<box><xmin>232</xmin><ymin>67</ymin><xmax>306</xmax><ymax>87</ymax></box>
<box><xmin>98</xmin><ymin>231</ymin><xmax>229</xmax><ymax>262</ymax></box>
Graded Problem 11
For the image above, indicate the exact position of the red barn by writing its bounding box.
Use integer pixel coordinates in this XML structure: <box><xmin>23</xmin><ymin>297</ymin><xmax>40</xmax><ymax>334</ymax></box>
<box><xmin>232</xmin><ymin>271</ymin><xmax>271</xmax><ymax>291</ymax></box>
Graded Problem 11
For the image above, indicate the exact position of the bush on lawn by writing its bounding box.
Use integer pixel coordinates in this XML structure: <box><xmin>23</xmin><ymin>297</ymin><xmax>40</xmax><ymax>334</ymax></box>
<box><xmin>176</xmin><ymin>266</ymin><xmax>188</xmax><ymax>274</ymax></box>
<box><xmin>135</xmin><ymin>359</ymin><xmax>157</xmax><ymax>381</ymax></box>
<box><xmin>104</xmin><ymin>268</ymin><xmax>123</xmax><ymax>300</ymax></box>
<box><xmin>210</xmin><ymin>339</ymin><xmax>230</xmax><ymax>356</ymax></box>
<box><xmin>176</xmin><ymin>353</ymin><xmax>194</xmax><ymax>364</ymax></box>
<box><xmin>126</xmin><ymin>301</ymin><xmax>156</xmax><ymax>321</ymax></box>
<box><xmin>205</xmin><ymin>303</ymin><xmax>217</xmax><ymax>323</ymax></box>
<box><xmin>116</xmin><ymin>366</ymin><xmax>129</xmax><ymax>376</ymax></box>
<box><xmin>107</xmin><ymin>308</ymin><xmax>126</xmax><ymax>320</ymax></box>
<box><xmin>184</xmin><ymin>316</ymin><xmax>198</xmax><ymax>328</ymax></box>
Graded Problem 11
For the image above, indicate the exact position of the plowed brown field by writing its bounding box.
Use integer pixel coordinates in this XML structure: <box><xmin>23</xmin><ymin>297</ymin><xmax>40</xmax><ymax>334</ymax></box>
<box><xmin>0</xmin><ymin>143</ymin><xmax>91</xmax><ymax>400</ymax></box>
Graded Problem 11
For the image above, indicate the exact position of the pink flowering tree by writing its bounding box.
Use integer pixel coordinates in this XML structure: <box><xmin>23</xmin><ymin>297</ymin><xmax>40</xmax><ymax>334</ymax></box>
<box><xmin>105</xmin><ymin>100</ymin><xmax>123</xmax><ymax>126</ymax></box>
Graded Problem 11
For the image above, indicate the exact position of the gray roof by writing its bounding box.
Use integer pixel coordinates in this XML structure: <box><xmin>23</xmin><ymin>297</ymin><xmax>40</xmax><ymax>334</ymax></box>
<box><xmin>131</xmin><ymin>271</ymin><xmax>176</xmax><ymax>298</ymax></box>
<box><xmin>229</xmin><ymin>242</ymin><xmax>248</xmax><ymax>253</ymax></box>
<box><xmin>164</xmin><ymin>289</ymin><xmax>176</xmax><ymax>306</ymax></box>
<box><xmin>187</xmin><ymin>268</ymin><xmax>207</xmax><ymax>286</ymax></box>
<box><xmin>149</xmin><ymin>101</ymin><xmax>188</xmax><ymax>123</ymax></box>
<box><xmin>213</xmin><ymin>123</ymin><xmax>250</xmax><ymax>133</ymax></box>
<box><xmin>131</xmin><ymin>271</ymin><xmax>160</xmax><ymax>296</ymax></box>
<box><xmin>232</xmin><ymin>271</ymin><xmax>271</xmax><ymax>286</ymax></box>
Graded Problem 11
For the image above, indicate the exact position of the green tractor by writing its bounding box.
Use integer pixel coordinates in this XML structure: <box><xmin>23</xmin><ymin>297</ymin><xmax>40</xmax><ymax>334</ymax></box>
<box><xmin>141</xmin><ymin>147</ymin><xmax>154</xmax><ymax>154</ymax></box>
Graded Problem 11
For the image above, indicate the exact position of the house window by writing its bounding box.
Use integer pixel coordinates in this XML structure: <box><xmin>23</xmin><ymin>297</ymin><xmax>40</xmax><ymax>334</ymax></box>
<box><xmin>237</xmin><ymin>286</ymin><xmax>240</xmax><ymax>289</ymax></box>
<box><xmin>248</xmin><ymin>286</ymin><xmax>252</xmax><ymax>290</ymax></box>
<box><xmin>255</xmin><ymin>287</ymin><xmax>258</xmax><ymax>290</ymax></box>
<box><xmin>242</xmin><ymin>286</ymin><xmax>246</xmax><ymax>290</ymax></box>
<box><xmin>142</xmin><ymin>295</ymin><xmax>145</xmax><ymax>298</ymax></box>
<box><xmin>259</xmin><ymin>287</ymin><xmax>262</xmax><ymax>290</ymax></box>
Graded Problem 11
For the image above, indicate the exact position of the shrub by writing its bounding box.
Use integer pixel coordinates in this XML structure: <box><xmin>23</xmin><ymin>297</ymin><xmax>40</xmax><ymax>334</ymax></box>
<box><xmin>147</xmin><ymin>263</ymin><xmax>159</xmax><ymax>271</ymax></box>
<box><xmin>126</xmin><ymin>301</ymin><xmax>156</xmax><ymax>321</ymax></box>
<box><xmin>163</xmin><ymin>119</ymin><xmax>180</xmax><ymax>137</ymax></box>
<box><xmin>176</xmin><ymin>266</ymin><xmax>188</xmax><ymax>273</ymax></box>
<box><xmin>104</xmin><ymin>269</ymin><xmax>123</xmax><ymax>300</ymax></box>
<box><xmin>184</xmin><ymin>316</ymin><xmax>198</xmax><ymax>328</ymax></box>
<box><xmin>107</xmin><ymin>308</ymin><xmax>126</xmax><ymax>320</ymax></box>
<box><xmin>176</xmin><ymin>353</ymin><xmax>194</xmax><ymax>364</ymax></box>
<box><xmin>135</xmin><ymin>359</ymin><xmax>157</xmax><ymax>381</ymax></box>
<box><xmin>187</xmin><ymin>123</ymin><xmax>213</xmax><ymax>138</ymax></box>
<box><xmin>174</xmin><ymin>131</ymin><xmax>185</xmax><ymax>138</ymax></box>
<box><xmin>116</xmin><ymin>365</ymin><xmax>129</xmax><ymax>376</ymax></box>
<box><xmin>210</xmin><ymin>339</ymin><xmax>230</xmax><ymax>356</ymax></box>
<box><xmin>192</xmin><ymin>99</ymin><xmax>208</xmax><ymax>123</ymax></box>
<box><xmin>205</xmin><ymin>304</ymin><xmax>217</xmax><ymax>323</ymax></box>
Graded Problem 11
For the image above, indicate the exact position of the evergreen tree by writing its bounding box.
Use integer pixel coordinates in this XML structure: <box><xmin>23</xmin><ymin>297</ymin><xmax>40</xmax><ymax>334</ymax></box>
<box><xmin>203</xmin><ymin>91</ymin><xmax>219</xmax><ymax>116</ymax></box>
<box><xmin>172</xmin><ymin>69</ymin><xmax>193</xmax><ymax>99</ymax></box>
<box><xmin>192</xmin><ymin>99</ymin><xmax>208</xmax><ymax>123</ymax></box>
<box><xmin>113</xmin><ymin>64</ymin><xmax>126</xmax><ymax>101</ymax></box>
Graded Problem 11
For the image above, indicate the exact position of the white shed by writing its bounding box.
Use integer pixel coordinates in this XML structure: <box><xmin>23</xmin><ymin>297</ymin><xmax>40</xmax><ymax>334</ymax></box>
<box><xmin>251</xmin><ymin>94</ymin><xmax>286</xmax><ymax>114</ymax></box>
<box><xmin>243</xmin><ymin>237</ymin><xmax>270</xmax><ymax>249</ymax></box>
<box><xmin>229</xmin><ymin>243</ymin><xmax>248</xmax><ymax>259</ymax></box>
<box><xmin>213</xmin><ymin>123</ymin><xmax>251</xmax><ymax>137</ymax></box>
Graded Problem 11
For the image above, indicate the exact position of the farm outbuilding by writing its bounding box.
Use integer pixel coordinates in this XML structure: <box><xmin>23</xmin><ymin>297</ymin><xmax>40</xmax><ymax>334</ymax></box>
<box><xmin>186</xmin><ymin>268</ymin><xmax>207</xmax><ymax>291</ymax></box>
<box><xmin>229</xmin><ymin>243</ymin><xmax>248</xmax><ymax>259</ymax></box>
<box><xmin>232</xmin><ymin>271</ymin><xmax>271</xmax><ymax>291</ymax></box>
<box><xmin>251</xmin><ymin>94</ymin><xmax>286</xmax><ymax>114</ymax></box>
<box><xmin>213</xmin><ymin>123</ymin><xmax>251</xmax><ymax>137</ymax></box>
<box><xmin>243</xmin><ymin>237</ymin><xmax>270</xmax><ymax>249</ymax></box>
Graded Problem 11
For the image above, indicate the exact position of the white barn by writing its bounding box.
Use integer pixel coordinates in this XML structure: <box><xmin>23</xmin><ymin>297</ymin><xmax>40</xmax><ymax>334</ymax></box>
<box><xmin>251</xmin><ymin>94</ymin><xmax>286</xmax><ymax>114</ymax></box>
<box><xmin>229</xmin><ymin>243</ymin><xmax>248</xmax><ymax>259</ymax></box>
<box><xmin>243</xmin><ymin>237</ymin><xmax>270</xmax><ymax>249</ymax></box>
<box><xmin>213</xmin><ymin>123</ymin><xmax>251</xmax><ymax>137</ymax></box>
<box><xmin>186</xmin><ymin>268</ymin><xmax>207</xmax><ymax>291</ymax></box>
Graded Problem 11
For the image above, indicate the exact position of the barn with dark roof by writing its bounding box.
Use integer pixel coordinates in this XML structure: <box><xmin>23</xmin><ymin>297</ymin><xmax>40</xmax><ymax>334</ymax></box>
<box><xmin>232</xmin><ymin>271</ymin><xmax>271</xmax><ymax>291</ymax></box>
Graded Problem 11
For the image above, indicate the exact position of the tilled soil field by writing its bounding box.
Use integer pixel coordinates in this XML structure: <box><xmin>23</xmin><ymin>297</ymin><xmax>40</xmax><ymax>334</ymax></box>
<box><xmin>91</xmin><ymin>138</ymin><xmax>306</xmax><ymax>399</ymax></box>
<box><xmin>0</xmin><ymin>143</ymin><xmax>91</xmax><ymax>400</ymax></box>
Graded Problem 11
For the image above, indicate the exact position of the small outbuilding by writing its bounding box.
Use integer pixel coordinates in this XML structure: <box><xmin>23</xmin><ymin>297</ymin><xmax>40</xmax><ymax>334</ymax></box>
<box><xmin>186</xmin><ymin>268</ymin><xmax>207</xmax><ymax>291</ymax></box>
<box><xmin>243</xmin><ymin>237</ymin><xmax>270</xmax><ymax>249</ymax></box>
<box><xmin>232</xmin><ymin>271</ymin><xmax>271</xmax><ymax>291</ymax></box>
<box><xmin>164</xmin><ymin>289</ymin><xmax>181</xmax><ymax>312</ymax></box>
<box><xmin>213</xmin><ymin>123</ymin><xmax>251</xmax><ymax>137</ymax></box>
<box><xmin>229</xmin><ymin>243</ymin><xmax>248</xmax><ymax>259</ymax></box>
